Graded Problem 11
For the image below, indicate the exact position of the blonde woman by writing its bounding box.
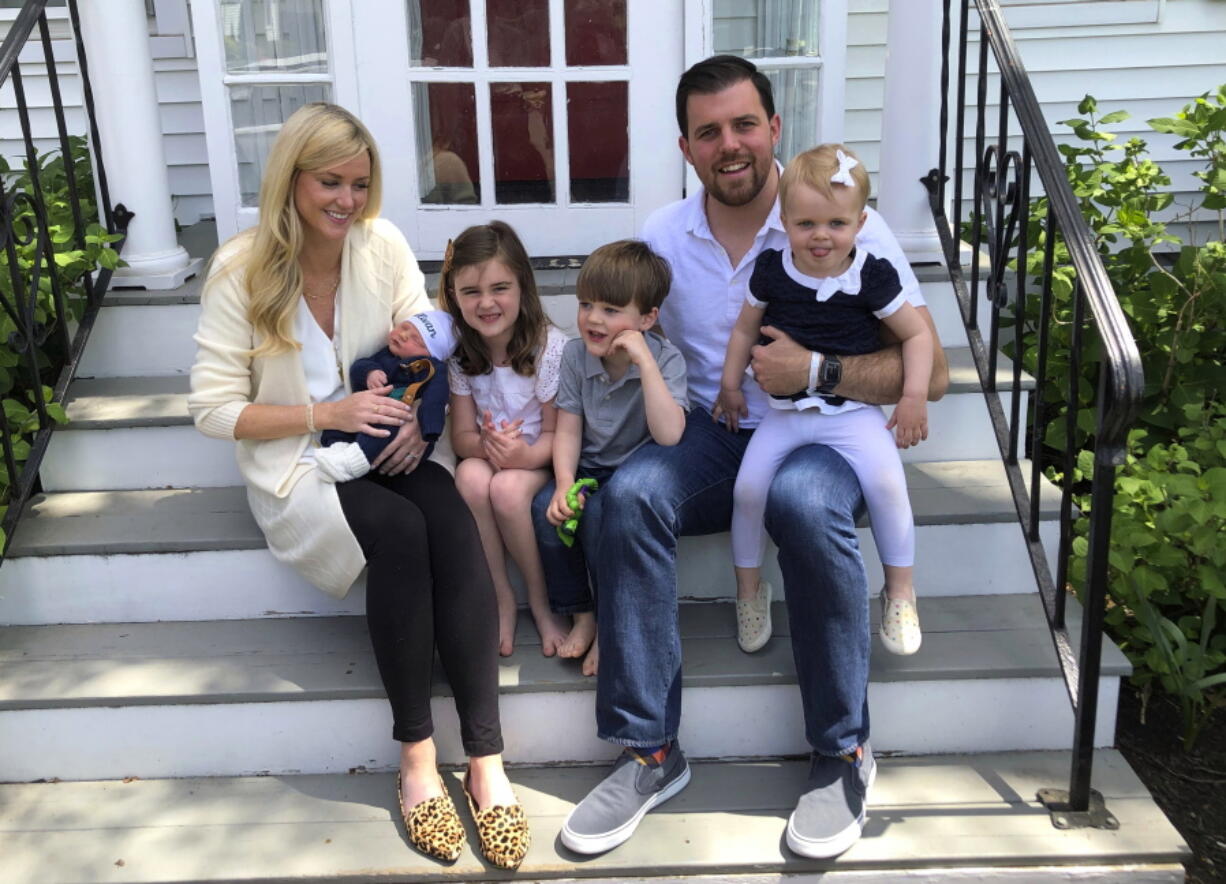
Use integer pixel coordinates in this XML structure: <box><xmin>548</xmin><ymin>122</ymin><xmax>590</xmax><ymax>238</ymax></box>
<box><xmin>188</xmin><ymin>103</ymin><xmax>528</xmax><ymax>870</ymax></box>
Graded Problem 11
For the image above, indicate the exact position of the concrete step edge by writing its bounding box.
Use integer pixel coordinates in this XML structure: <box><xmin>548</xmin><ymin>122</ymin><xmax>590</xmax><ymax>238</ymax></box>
<box><xmin>0</xmin><ymin>595</ymin><xmax>1131</xmax><ymax>712</ymax></box>
<box><xmin>0</xmin><ymin>750</ymin><xmax>1188</xmax><ymax>884</ymax></box>
<box><xmin>8</xmin><ymin>459</ymin><xmax>1063</xmax><ymax>558</ymax></box>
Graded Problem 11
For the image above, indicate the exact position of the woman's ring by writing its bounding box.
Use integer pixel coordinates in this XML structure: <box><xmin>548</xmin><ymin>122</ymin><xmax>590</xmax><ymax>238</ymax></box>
<box><xmin>406</xmin><ymin>452</ymin><xmax>418</xmax><ymax>460</ymax></box>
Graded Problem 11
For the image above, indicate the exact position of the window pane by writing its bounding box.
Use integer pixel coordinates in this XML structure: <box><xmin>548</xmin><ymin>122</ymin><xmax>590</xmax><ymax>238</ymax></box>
<box><xmin>568</xmin><ymin>82</ymin><xmax>627</xmax><ymax>202</ymax></box>
<box><xmin>713</xmin><ymin>0</ymin><xmax>819</xmax><ymax>59</ymax></box>
<box><xmin>407</xmin><ymin>0</ymin><xmax>472</xmax><ymax>67</ymax></box>
<box><xmin>231</xmin><ymin>83</ymin><xmax>331</xmax><ymax>206</ymax></box>
<box><xmin>487</xmin><ymin>0</ymin><xmax>549</xmax><ymax>67</ymax></box>
<box><xmin>221</xmin><ymin>0</ymin><xmax>328</xmax><ymax>74</ymax></box>
<box><xmin>764</xmin><ymin>67</ymin><xmax>819</xmax><ymax>163</ymax></box>
<box><xmin>565</xmin><ymin>0</ymin><xmax>626</xmax><ymax>66</ymax></box>
<box><xmin>413</xmin><ymin>82</ymin><xmax>481</xmax><ymax>204</ymax></box>
<box><xmin>491</xmin><ymin>82</ymin><xmax>554</xmax><ymax>203</ymax></box>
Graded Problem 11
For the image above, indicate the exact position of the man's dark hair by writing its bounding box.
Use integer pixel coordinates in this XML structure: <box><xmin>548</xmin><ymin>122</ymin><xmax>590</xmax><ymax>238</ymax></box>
<box><xmin>675</xmin><ymin>55</ymin><xmax>775</xmax><ymax>137</ymax></box>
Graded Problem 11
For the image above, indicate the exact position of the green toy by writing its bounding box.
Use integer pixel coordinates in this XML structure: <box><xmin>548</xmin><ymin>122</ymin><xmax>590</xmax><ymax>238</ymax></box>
<box><xmin>556</xmin><ymin>478</ymin><xmax>599</xmax><ymax>547</ymax></box>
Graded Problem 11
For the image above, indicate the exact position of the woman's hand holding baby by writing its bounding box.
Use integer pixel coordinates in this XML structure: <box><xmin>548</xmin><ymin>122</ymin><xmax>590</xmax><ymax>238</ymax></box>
<box><xmin>886</xmin><ymin>395</ymin><xmax>928</xmax><ymax>449</ymax></box>
<box><xmin>319</xmin><ymin>386</ymin><xmax>413</xmax><ymax>436</ymax></box>
<box><xmin>371</xmin><ymin>417</ymin><xmax>428</xmax><ymax>475</ymax></box>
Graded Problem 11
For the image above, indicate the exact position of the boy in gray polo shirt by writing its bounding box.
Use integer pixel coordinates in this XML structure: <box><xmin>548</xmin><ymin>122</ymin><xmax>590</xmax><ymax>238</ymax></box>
<box><xmin>532</xmin><ymin>240</ymin><xmax>689</xmax><ymax>675</ymax></box>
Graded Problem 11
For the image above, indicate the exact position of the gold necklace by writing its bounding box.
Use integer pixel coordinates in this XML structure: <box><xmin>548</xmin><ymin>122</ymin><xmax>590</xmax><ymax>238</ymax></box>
<box><xmin>303</xmin><ymin>272</ymin><xmax>341</xmax><ymax>301</ymax></box>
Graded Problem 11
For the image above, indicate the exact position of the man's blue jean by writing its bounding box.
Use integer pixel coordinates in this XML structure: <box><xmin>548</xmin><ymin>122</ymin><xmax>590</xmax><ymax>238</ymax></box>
<box><xmin>537</xmin><ymin>407</ymin><xmax>871</xmax><ymax>757</ymax></box>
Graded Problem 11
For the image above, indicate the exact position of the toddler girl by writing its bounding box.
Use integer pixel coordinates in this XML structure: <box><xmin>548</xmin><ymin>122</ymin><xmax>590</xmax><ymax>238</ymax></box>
<box><xmin>716</xmin><ymin>144</ymin><xmax>933</xmax><ymax>656</ymax></box>
<box><xmin>439</xmin><ymin>221</ymin><xmax>570</xmax><ymax>657</ymax></box>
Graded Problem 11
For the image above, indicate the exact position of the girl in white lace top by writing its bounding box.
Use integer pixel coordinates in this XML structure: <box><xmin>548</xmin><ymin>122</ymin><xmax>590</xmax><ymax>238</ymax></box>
<box><xmin>440</xmin><ymin>222</ymin><xmax>571</xmax><ymax>658</ymax></box>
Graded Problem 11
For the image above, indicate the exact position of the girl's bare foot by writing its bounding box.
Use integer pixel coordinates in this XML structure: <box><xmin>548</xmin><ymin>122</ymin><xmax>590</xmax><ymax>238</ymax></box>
<box><xmin>466</xmin><ymin>754</ymin><xmax>518</xmax><ymax>809</ymax></box>
<box><xmin>581</xmin><ymin>636</ymin><xmax>599</xmax><ymax>677</ymax></box>
<box><xmin>530</xmin><ymin>604</ymin><xmax>569</xmax><ymax>657</ymax></box>
<box><xmin>557</xmin><ymin>611</ymin><xmax>596</xmax><ymax>659</ymax></box>
<box><xmin>495</xmin><ymin>590</ymin><xmax>518</xmax><ymax>657</ymax></box>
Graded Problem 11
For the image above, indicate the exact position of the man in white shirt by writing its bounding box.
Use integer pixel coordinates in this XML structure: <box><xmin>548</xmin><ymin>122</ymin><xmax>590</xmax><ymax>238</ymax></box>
<box><xmin>553</xmin><ymin>55</ymin><xmax>948</xmax><ymax>859</ymax></box>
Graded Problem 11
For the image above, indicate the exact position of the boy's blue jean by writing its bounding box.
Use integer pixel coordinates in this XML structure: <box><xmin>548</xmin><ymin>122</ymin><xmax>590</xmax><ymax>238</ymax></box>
<box><xmin>531</xmin><ymin>465</ymin><xmax>615</xmax><ymax>614</ymax></box>
<box><xmin>533</xmin><ymin>407</ymin><xmax>872</xmax><ymax>757</ymax></box>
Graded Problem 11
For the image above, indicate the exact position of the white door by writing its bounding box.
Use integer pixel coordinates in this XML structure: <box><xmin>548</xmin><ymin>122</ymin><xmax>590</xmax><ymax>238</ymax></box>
<box><xmin>191</xmin><ymin>0</ymin><xmax>362</xmax><ymax>241</ymax></box>
<box><xmin>353</xmin><ymin>0</ymin><xmax>682</xmax><ymax>259</ymax></box>
<box><xmin>192</xmin><ymin>2</ymin><xmax>844</xmax><ymax>253</ymax></box>
<box><xmin>194</xmin><ymin>0</ymin><xmax>684</xmax><ymax>257</ymax></box>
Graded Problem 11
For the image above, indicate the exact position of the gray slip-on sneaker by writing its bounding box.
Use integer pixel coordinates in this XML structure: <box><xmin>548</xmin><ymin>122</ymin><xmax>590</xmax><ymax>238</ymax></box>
<box><xmin>785</xmin><ymin>742</ymin><xmax>876</xmax><ymax>859</ymax></box>
<box><xmin>560</xmin><ymin>745</ymin><xmax>691</xmax><ymax>854</ymax></box>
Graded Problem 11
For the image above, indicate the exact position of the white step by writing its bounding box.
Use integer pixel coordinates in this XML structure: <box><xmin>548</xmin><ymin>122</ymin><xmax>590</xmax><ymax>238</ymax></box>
<box><xmin>43</xmin><ymin>347</ymin><xmax>1032</xmax><ymax>491</ymax></box>
<box><xmin>0</xmin><ymin>597</ymin><xmax>1129</xmax><ymax>781</ymax></box>
<box><xmin>0</xmin><ymin>751</ymin><xmax>1187</xmax><ymax>884</ymax></box>
<box><xmin>0</xmin><ymin>460</ymin><xmax>1062</xmax><ymax>625</ymax></box>
<box><xmin>75</xmin><ymin>276</ymin><xmax>969</xmax><ymax>379</ymax></box>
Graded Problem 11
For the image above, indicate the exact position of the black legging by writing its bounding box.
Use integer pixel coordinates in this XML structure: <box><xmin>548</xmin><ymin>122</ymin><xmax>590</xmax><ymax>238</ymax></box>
<box><xmin>337</xmin><ymin>460</ymin><xmax>503</xmax><ymax>756</ymax></box>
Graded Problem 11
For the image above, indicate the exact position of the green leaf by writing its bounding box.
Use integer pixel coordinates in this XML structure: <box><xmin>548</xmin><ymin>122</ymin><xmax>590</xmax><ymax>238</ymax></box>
<box><xmin>1148</xmin><ymin>116</ymin><xmax>1200</xmax><ymax>137</ymax></box>
<box><xmin>1098</xmin><ymin>110</ymin><xmax>1130</xmax><ymax>125</ymax></box>
<box><xmin>1078</xmin><ymin>95</ymin><xmax>1098</xmax><ymax>115</ymax></box>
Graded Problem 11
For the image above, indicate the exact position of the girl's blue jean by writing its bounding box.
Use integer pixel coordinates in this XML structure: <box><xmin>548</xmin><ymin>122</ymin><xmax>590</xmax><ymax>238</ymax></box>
<box><xmin>531</xmin><ymin>407</ymin><xmax>872</xmax><ymax>756</ymax></box>
<box><xmin>530</xmin><ymin>465</ymin><xmax>614</xmax><ymax>615</ymax></box>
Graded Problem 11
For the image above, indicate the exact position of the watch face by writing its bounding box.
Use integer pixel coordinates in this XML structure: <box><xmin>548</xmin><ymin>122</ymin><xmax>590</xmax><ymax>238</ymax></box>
<box><xmin>822</xmin><ymin>354</ymin><xmax>842</xmax><ymax>387</ymax></box>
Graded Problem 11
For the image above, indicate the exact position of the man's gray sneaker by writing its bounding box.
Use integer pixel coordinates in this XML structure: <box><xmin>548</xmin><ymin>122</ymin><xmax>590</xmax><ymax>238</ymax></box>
<box><xmin>560</xmin><ymin>745</ymin><xmax>691</xmax><ymax>854</ymax></box>
<box><xmin>786</xmin><ymin>742</ymin><xmax>876</xmax><ymax>858</ymax></box>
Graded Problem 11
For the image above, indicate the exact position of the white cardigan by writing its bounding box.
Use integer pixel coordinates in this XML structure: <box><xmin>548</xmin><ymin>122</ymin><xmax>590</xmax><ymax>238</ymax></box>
<box><xmin>188</xmin><ymin>218</ymin><xmax>431</xmax><ymax>597</ymax></box>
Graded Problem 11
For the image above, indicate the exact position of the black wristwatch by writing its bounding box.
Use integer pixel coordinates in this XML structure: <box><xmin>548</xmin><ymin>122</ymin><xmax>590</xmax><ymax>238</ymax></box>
<box><xmin>814</xmin><ymin>353</ymin><xmax>842</xmax><ymax>394</ymax></box>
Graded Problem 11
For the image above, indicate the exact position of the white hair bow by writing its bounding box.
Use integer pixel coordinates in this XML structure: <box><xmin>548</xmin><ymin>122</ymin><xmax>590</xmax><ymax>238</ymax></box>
<box><xmin>830</xmin><ymin>150</ymin><xmax>859</xmax><ymax>187</ymax></box>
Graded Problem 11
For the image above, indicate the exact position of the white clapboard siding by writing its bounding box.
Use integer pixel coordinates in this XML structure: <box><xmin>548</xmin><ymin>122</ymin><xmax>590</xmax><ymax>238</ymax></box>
<box><xmin>843</xmin><ymin>0</ymin><xmax>1226</xmax><ymax>241</ymax></box>
<box><xmin>0</xmin><ymin>17</ymin><xmax>212</xmax><ymax>227</ymax></box>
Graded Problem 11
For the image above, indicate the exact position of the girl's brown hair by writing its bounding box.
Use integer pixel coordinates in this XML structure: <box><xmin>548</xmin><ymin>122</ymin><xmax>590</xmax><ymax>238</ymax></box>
<box><xmin>436</xmin><ymin>221</ymin><xmax>550</xmax><ymax>377</ymax></box>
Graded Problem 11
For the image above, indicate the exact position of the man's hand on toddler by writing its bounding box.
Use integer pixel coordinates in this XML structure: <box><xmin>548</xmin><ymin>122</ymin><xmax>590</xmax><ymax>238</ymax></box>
<box><xmin>750</xmin><ymin>326</ymin><xmax>810</xmax><ymax>396</ymax></box>
<box><xmin>712</xmin><ymin>387</ymin><xmax>748</xmax><ymax>432</ymax></box>
<box><xmin>886</xmin><ymin>395</ymin><xmax>929</xmax><ymax>449</ymax></box>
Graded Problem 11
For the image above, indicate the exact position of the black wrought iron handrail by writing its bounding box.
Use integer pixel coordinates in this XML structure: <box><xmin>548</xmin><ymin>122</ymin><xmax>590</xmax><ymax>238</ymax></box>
<box><xmin>0</xmin><ymin>0</ymin><xmax>131</xmax><ymax>555</ymax></box>
<box><xmin>924</xmin><ymin>0</ymin><xmax>1144</xmax><ymax>822</ymax></box>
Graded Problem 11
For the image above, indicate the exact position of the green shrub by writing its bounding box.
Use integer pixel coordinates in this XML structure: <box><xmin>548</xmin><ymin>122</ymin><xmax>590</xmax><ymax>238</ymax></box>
<box><xmin>990</xmin><ymin>88</ymin><xmax>1226</xmax><ymax>746</ymax></box>
<box><xmin>0</xmin><ymin>136</ymin><xmax>123</xmax><ymax>546</ymax></box>
<box><xmin>1062</xmin><ymin>404</ymin><xmax>1226</xmax><ymax>746</ymax></box>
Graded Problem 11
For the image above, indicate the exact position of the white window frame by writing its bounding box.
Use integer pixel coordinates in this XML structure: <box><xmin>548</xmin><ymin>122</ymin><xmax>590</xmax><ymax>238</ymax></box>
<box><xmin>192</xmin><ymin>0</ymin><xmax>684</xmax><ymax>257</ymax></box>
<box><xmin>353</xmin><ymin>0</ymin><xmax>682</xmax><ymax>259</ymax></box>
<box><xmin>192</xmin><ymin>0</ymin><xmax>358</xmax><ymax>241</ymax></box>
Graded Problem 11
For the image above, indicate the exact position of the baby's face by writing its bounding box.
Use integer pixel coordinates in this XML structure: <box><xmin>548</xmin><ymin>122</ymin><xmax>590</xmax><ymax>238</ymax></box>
<box><xmin>389</xmin><ymin>321</ymin><xmax>428</xmax><ymax>359</ymax></box>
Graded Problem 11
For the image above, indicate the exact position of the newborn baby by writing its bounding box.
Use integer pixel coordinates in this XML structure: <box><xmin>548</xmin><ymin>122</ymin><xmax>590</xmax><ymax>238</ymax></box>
<box><xmin>315</xmin><ymin>310</ymin><xmax>457</xmax><ymax>483</ymax></box>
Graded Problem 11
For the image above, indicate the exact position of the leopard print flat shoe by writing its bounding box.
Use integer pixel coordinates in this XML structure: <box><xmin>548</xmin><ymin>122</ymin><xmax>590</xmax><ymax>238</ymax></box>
<box><xmin>398</xmin><ymin>774</ymin><xmax>466</xmax><ymax>863</ymax></box>
<box><xmin>463</xmin><ymin>777</ymin><xmax>531</xmax><ymax>870</ymax></box>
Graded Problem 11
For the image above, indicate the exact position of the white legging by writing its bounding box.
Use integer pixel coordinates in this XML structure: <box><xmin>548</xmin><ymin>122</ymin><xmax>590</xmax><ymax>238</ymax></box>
<box><xmin>732</xmin><ymin>405</ymin><xmax>915</xmax><ymax>569</ymax></box>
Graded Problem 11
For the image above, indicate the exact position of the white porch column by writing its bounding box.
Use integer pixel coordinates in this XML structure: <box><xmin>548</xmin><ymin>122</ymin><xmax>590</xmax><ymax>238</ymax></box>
<box><xmin>78</xmin><ymin>0</ymin><xmax>202</xmax><ymax>289</ymax></box>
<box><xmin>876</xmin><ymin>0</ymin><xmax>944</xmax><ymax>263</ymax></box>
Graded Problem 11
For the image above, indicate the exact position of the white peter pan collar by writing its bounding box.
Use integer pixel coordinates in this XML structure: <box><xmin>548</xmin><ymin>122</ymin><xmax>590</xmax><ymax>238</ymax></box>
<box><xmin>782</xmin><ymin>246</ymin><xmax>869</xmax><ymax>302</ymax></box>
